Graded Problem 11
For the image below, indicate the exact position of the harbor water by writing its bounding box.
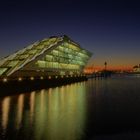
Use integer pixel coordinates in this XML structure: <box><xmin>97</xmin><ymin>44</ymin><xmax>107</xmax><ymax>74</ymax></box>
<box><xmin>0</xmin><ymin>74</ymin><xmax>140</xmax><ymax>140</ymax></box>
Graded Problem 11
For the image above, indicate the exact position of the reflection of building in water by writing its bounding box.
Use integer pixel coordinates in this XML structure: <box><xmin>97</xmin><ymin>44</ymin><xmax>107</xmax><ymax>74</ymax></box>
<box><xmin>1</xmin><ymin>97</ymin><xmax>10</xmax><ymax>130</ymax></box>
<box><xmin>0</xmin><ymin>82</ymin><xmax>87</xmax><ymax>140</ymax></box>
<box><xmin>26</xmin><ymin>83</ymin><xmax>87</xmax><ymax>140</ymax></box>
<box><xmin>44</xmin><ymin>83</ymin><xmax>86</xmax><ymax>140</ymax></box>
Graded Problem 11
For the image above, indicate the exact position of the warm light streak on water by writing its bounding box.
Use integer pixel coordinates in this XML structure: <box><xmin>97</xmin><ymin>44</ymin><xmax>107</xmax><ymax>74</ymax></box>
<box><xmin>30</xmin><ymin>91</ymin><xmax>35</xmax><ymax>124</ymax></box>
<box><xmin>16</xmin><ymin>94</ymin><xmax>24</xmax><ymax>129</ymax></box>
<box><xmin>1</xmin><ymin>97</ymin><xmax>10</xmax><ymax>131</ymax></box>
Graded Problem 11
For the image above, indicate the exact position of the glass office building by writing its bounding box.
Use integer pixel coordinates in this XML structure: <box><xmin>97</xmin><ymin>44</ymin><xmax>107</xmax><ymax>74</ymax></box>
<box><xmin>0</xmin><ymin>35</ymin><xmax>92</xmax><ymax>78</ymax></box>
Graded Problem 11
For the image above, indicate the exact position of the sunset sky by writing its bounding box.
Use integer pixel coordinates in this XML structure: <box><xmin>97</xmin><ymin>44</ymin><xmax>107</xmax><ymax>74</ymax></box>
<box><xmin>0</xmin><ymin>0</ymin><xmax>140</xmax><ymax>69</ymax></box>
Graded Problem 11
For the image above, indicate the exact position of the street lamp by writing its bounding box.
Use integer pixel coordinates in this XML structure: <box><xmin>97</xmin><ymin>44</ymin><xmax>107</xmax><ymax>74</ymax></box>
<box><xmin>104</xmin><ymin>61</ymin><xmax>107</xmax><ymax>71</ymax></box>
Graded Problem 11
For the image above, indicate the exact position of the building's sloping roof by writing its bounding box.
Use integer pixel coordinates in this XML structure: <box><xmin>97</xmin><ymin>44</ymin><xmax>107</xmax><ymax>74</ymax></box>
<box><xmin>0</xmin><ymin>35</ymin><xmax>92</xmax><ymax>77</ymax></box>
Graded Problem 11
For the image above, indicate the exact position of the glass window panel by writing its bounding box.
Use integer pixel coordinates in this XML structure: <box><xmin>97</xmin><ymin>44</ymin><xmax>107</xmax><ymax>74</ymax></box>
<box><xmin>15</xmin><ymin>54</ymin><xmax>29</xmax><ymax>59</ymax></box>
<box><xmin>28</xmin><ymin>50</ymin><xmax>37</xmax><ymax>54</ymax></box>
<box><xmin>37</xmin><ymin>61</ymin><xmax>46</xmax><ymax>68</ymax></box>
<box><xmin>7</xmin><ymin>61</ymin><xmax>19</xmax><ymax>67</ymax></box>
<box><xmin>35</xmin><ymin>45</ymin><xmax>45</xmax><ymax>49</ymax></box>
<box><xmin>0</xmin><ymin>68</ymin><xmax>8</xmax><ymax>75</ymax></box>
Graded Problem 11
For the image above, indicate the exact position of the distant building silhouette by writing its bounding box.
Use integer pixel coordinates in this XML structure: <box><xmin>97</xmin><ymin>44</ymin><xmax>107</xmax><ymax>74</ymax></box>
<box><xmin>133</xmin><ymin>64</ymin><xmax>140</xmax><ymax>72</ymax></box>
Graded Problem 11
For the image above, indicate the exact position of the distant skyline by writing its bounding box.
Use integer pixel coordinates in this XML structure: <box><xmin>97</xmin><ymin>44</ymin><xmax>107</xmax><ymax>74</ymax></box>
<box><xmin>0</xmin><ymin>0</ymin><xmax>140</xmax><ymax>69</ymax></box>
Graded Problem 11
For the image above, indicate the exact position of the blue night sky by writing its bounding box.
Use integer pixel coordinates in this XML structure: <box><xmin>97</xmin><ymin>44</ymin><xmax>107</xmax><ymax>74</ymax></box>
<box><xmin>0</xmin><ymin>0</ymin><xmax>140</xmax><ymax>69</ymax></box>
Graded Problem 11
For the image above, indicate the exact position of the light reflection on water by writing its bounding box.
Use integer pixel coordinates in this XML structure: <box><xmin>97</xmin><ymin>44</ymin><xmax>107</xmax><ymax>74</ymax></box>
<box><xmin>0</xmin><ymin>82</ymin><xmax>87</xmax><ymax>140</ymax></box>
<box><xmin>2</xmin><ymin>97</ymin><xmax>10</xmax><ymax>131</ymax></box>
<box><xmin>16</xmin><ymin>94</ymin><xmax>24</xmax><ymax>129</ymax></box>
<box><xmin>0</xmin><ymin>75</ymin><xmax>140</xmax><ymax>140</ymax></box>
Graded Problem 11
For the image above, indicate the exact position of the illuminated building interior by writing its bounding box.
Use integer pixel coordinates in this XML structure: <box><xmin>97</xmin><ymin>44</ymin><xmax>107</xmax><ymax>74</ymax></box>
<box><xmin>0</xmin><ymin>35</ymin><xmax>92</xmax><ymax>78</ymax></box>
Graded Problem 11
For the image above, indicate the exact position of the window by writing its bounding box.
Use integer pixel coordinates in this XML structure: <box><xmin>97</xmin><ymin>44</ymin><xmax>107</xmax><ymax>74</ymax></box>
<box><xmin>0</xmin><ymin>68</ymin><xmax>8</xmax><ymax>75</ymax></box>
<box><xmin>7</xmin><ymin>61</ymin><xmax>19</xmax><ymax>67</ymax></box>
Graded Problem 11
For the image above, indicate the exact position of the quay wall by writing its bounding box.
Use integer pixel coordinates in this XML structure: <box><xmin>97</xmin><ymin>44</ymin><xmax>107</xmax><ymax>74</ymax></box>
<box><xmin>0</xmin><ymin>75</ymin><xmax>87</xmax><ymax>97</ymax></box>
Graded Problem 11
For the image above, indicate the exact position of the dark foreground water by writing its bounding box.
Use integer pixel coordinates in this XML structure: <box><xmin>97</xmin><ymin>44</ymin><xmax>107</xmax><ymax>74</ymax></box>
<box><xmin>0</xmin><ymin>74</ymin><xmax>140</xmax><ymax>140</ymax></box>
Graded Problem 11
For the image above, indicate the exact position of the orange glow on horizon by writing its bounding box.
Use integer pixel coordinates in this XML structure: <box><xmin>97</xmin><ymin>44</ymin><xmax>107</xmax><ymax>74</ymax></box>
<box><xmin>84</xmin><ymin>65</ymin><xmax>133</xmax><ymax>73</ymax></box>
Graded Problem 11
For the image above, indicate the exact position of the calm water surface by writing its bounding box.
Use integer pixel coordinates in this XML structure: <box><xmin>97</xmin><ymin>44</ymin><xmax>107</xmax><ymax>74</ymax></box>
<box><xmin>0</xmin><ymin>75</ymin><xmax>140</xmax><ymax>140</ymax></box>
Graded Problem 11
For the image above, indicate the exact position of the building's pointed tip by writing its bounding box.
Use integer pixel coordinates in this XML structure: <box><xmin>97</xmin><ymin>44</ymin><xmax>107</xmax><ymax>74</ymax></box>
<box><xmin>48</xmin><ymin>35</ymin><xmax>70</xmax><ymax>41</ymax></box>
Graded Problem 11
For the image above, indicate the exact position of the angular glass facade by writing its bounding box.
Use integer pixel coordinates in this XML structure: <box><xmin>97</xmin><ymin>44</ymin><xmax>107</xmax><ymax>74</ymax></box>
<box><xmin>0</xmin><ymin>35</ymin><xmax>92</xmax><ymax>77</ymax></box>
